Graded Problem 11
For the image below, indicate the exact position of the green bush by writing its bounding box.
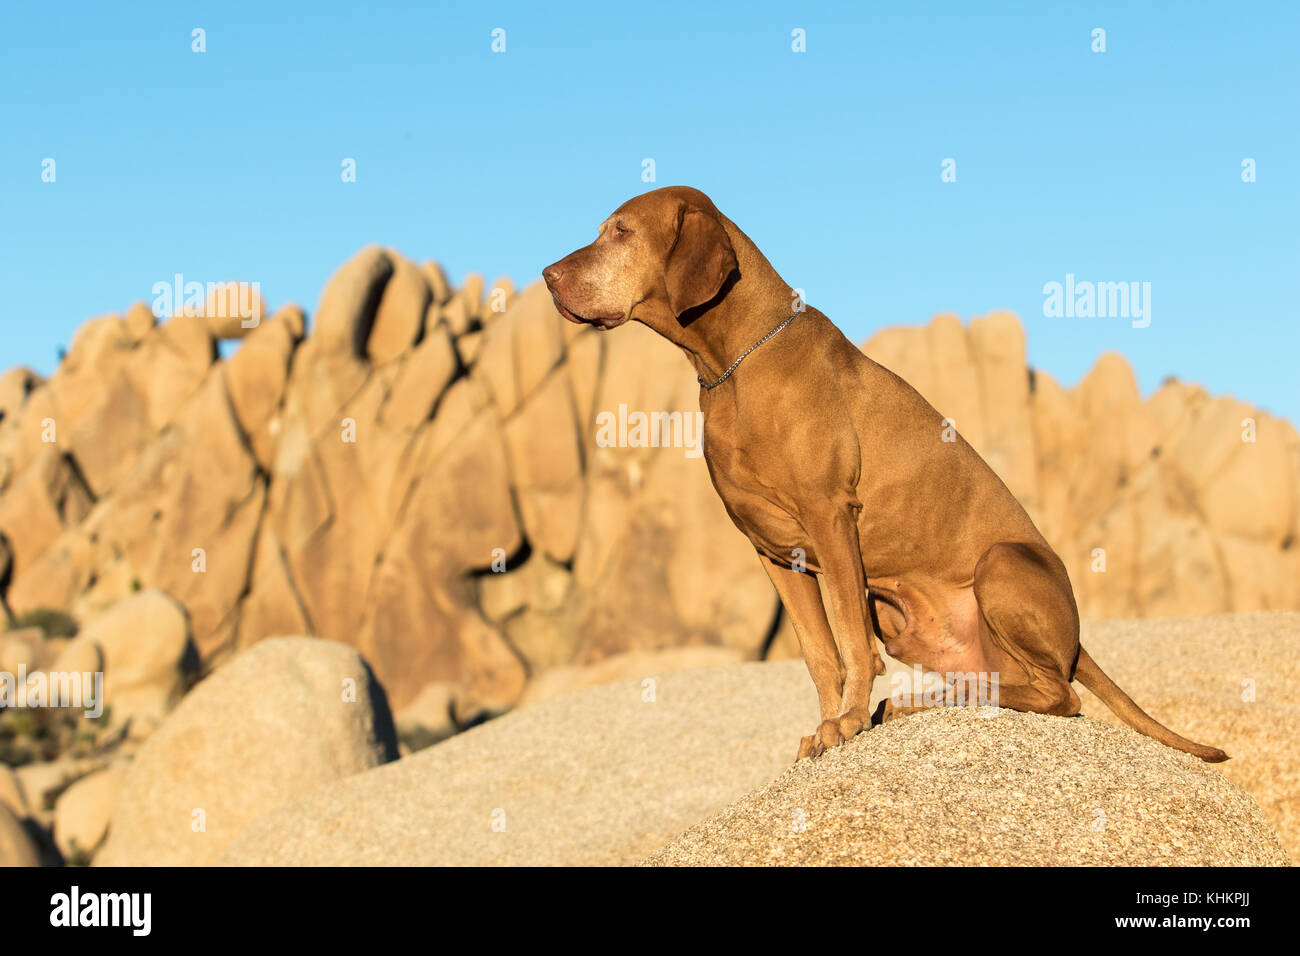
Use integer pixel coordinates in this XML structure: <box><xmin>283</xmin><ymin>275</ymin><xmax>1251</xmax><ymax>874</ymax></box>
<box><xmin>8</xmin><ymin>607</ymin><xmax>79</xmax><ymax>638</ymax></box>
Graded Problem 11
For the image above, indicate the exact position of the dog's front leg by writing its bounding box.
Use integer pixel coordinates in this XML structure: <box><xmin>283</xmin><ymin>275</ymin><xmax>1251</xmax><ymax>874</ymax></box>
<box><xmin>761</xmin><ymin>558</ymin><xmax>845</xmax><ymax>760</ymax></box>
<box><xmin>803</xmin><ymin>505</ymin><xmax>883</xmax><ymax>755</ymax></box>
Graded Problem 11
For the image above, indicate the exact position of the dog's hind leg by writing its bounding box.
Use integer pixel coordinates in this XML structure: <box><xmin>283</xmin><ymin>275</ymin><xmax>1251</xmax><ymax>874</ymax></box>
<box><xmin>972</xmin><ymin>541</ymin><xmax>1081</xmax><ymax>717</ymax></box>
<box><xmin>761</xmin><ymin>558</ymin><xmax>846</xmax><ymax>760</ymax></box>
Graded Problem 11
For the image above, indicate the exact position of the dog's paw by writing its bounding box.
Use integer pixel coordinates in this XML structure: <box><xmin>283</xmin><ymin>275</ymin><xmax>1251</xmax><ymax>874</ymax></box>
<box><xmin>794</xmin><ymin>713</ymin><xmax>866</xmax><ymax>761</ymax></box>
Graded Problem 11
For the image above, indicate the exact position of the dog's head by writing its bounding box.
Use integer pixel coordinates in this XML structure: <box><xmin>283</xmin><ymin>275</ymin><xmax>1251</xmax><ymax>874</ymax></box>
<box><xmin>542</xmin><ymin>186</ymin><xmax>739</xmax><ymax>330</ymax></box>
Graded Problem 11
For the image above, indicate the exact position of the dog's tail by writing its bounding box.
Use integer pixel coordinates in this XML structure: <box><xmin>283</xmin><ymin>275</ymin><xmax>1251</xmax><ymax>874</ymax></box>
<box><xmin>1073</xmin><ymin>645</ymin><xmax>1228</xmax><ymax>763</ymax></box>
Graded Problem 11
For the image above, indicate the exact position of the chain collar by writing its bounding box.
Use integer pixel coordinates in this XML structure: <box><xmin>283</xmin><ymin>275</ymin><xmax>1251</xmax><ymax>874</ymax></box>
<box><xmin>696</xmin><ymin>312</ymin><xmax>799</xmax><ymax>390</ymax></box>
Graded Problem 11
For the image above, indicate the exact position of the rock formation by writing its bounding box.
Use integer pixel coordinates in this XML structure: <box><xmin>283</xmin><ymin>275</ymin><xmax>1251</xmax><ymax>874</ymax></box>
<box><xmin>1</xmin><ymin>252</ymin><xmax>1297</xmax><ymax>728</ymax></box>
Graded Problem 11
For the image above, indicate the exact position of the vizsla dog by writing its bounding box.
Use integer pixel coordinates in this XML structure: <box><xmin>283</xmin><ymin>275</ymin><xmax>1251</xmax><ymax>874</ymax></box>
<box><xmin>543</xmin><ymin>185</ymin><xmax>1227</xmax><ymax>763</ymax></box>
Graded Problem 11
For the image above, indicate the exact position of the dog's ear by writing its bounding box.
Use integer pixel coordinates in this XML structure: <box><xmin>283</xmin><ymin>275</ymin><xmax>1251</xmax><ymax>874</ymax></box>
<box><xmin>664</xmin><ymin>204</ymin><xmax>738</xmax><ymax>316</ymax></box>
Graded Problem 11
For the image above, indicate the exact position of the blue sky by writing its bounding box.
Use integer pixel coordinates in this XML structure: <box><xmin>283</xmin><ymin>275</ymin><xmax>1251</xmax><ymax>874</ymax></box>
<box><xmin>2</xmin><ymin>1</ymin><xmax>1296</xmax><ymax>420</ymax></box>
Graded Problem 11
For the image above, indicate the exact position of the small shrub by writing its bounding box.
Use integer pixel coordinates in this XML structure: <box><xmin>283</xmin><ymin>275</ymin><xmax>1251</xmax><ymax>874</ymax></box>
<box><xmin>8</xmin><ymin>607</ymin><xmax>79</xmax><ymax>638</ymax></box>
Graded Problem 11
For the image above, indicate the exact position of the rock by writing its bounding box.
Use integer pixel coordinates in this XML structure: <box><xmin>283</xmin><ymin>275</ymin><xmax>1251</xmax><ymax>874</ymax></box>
<box><xmin>95</xmin><ymin>637</ymin><xmax>397</xmax><ymax>866</ymax></box>
<box><xmin>367</xmin><ymin>254</ymin><xmax>430</xmax><ymax>365</ymax></box>
<box><xmin>136</xmin><ymin>372</ymin><xmax>262</xmax><ymax>658</ymax></box>
<box><xmin>314</xmin><ymin>246</ymin><xmax>392</xmax><ymax>357</ymax></box>
<box><xmin>66</xmin><ymin>371</ymin><xmax>154</xmax><ymax>497</ymax></box>
<box><xmin>0</xmin><ymin>447</ymin><xmax>93</xmax><ymax>583</ymax></box>
<box><xmin>199</xmin><ymin>282</ymin><xmax>266</xmax><ymax>340</ymax></box>
<box><xmin>455</xmin><ymin>328</ymin><xmax>482</xmax><ymax>365</ymax></box>
<box><xmin>122</xmin><ymin>301</ymin><xmax>156</xmax><ymax>343</ymax></box>
<box><xmin>461</xmin><ymin>273</ymin><xmax>485</xmax><ymax>323</ymax></box>
<box><xmin>643</xmin><ymin>707</ymin><xmax>1289</xmax><ymax>866</ymax></box>
<box><xmin>0</xmin><ymin>764</ymin><xmax>27</xmax><ymax>818</ymax></box>
<box><xmin>0</xmin><ymin>802</ymin><xmax>40</xmax><ymax>866</ymax></box>
<box><xmin>393</xmin><ymin>681</ymin><xmax>457</xmax><ymax>746</ymax></box>
<box><xmin>518</xmin><ymin>646</ymin><xmax>744</xmax><ymax>706</ymax></box>
<box><xmin>15</xmin><ymin>758</ymin><xmax>90</xmax><ymax>821</ymax></box>
<box><xmin>378</xmin><ymin>324</ymin><xmax>457</xmax><ymax>433</ymax></box>
<box><xmin>1076</xmin><ymin>611</ymin><xmax>1300</xmax><ymax>859</ymax></box>
<box><xmin>4</xmin><ymin>265</ymin><xmax>1299</xmax><ymax>761</ymax></box>
<box><xmin>218</xmin><ymin>660</ymin><xmax>820</xmax><ymax>866</ymax></box>
<box><xmin>503</xmin><ymin>372</ymin><xmax>584</xmax><ymax>564</ymax></box>
<box><xmin>223</xmin><ymin>308</ymin><xmax>299</xmax><ymax>469</ymax></box>
<box><xmin>53</xmin><ymin>764</ymin><xmax>124</xmax><ymax>861</ymax></box>
<box><xmin>421</xmin><ymin>261</ymin><xmax>452</xmax><ymax>306</ymax></box>
<box><xmin>0</xmin><ymin>367</ymin><xmax>39</xmax><ymax>427</ymax></box>
<box><xmin>59</xmin><ymin>590</ymin><xmax>195</xmax><ymax>726</ymax></box>
<box><xmin>128</xmin><ymin>315</ymin><xmax>215</xmax><ymax>432</ymax></box>
<box><xmin>509</xmin><ymin>282</ymin><xmax>566</xmax><ymax>399</ymax></box>
<box><xmin>0</xmin><ymin>626</ymin><xmax>44</xmax><ymax>675</ymax></box>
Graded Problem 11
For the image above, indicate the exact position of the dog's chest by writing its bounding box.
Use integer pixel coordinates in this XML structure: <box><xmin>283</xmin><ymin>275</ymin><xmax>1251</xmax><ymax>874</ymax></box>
<box><xmin>702</xmin><ymin>421</ymin><xmax>816</xmax><ymax>568</ymax></box>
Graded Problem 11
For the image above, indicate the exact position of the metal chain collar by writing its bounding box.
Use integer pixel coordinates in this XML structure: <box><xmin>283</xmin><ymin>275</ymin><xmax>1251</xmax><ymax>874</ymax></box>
<box><xmin>696</xmin><ymin>312</ymin><xmax>799</xmax><ymax>390</ymax></box>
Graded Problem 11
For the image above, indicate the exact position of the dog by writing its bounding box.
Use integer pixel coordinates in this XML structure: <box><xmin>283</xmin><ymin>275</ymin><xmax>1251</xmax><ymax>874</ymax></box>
<box><xmin>543</xmin><ymin>185</ymin><xmax>1227</xmax><ymax>764</ymax></box>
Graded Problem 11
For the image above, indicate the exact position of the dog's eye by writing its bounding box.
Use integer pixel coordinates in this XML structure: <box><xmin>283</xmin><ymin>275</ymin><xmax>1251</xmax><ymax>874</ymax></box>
<box><xmin>613</xmin><ymin>222</ymin><xmax>631</xmax><ymax>236</ymax></box>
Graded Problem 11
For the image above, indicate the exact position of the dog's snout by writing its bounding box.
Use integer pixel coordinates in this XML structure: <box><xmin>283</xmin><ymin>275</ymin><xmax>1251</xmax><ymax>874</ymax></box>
<box><xmin>543</xmin><ymin>263</ymin><xmax>563</xmax><ymax>285</ymax></box>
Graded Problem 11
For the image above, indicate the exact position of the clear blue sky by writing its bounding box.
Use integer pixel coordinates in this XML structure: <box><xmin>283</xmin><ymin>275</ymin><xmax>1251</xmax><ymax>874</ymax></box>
<box><xmin>2</xmin><ymin>2</ymin><xmax>1296</xmax><ymax>420</ymax></box>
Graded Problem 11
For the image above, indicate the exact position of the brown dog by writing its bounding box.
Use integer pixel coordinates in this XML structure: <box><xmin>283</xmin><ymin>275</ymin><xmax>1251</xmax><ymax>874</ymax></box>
<box><xmin>543</xmin><ymin>185</ymin><xmax>1227</xmax><ymax>763</ymax></box>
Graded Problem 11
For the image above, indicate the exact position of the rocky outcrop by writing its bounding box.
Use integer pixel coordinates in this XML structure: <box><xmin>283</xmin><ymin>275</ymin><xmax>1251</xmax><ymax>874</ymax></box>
<box><xmin>218</xmin><ymin>659</ymin><xmax>820</xmax><ymax>866</ymax></box>
<box><xmin>216</xmin><ymin>611</ymin><xmax>1297</xmax><ymax>866</ymax></box>
<box><xmin>95</xmin><ymin>637</ymin><xmax>397</xmax><ymax>866</ymax></box>
<box><xmin>1</xmin><ymin>258</ymin><xmax>1297</xmax><ymax>727</ymax></box>
<box><xmin>643</xmin><ymin>707</ymin><xmax>1288</xmax><ymax>866</ymax></box>
<box><xmin>862</xmin><ymin>313</ymin><xmax>1300</xmax><ymax>620</ymax></box>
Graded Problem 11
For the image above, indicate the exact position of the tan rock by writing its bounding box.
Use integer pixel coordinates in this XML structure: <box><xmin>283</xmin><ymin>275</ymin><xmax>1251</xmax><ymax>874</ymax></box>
<box><xmin>314</xmin><ymin>246</ymin><xmax>393</xmax><ymax>357</ymax></box>
<box><xmin>0</xmin><ymin>447</ymin><xmax>93</xmax><ymax>582</ymax></box>
<box><xmin>0</xmin><ymin>367</ymin><xmax>39</xmax><ymax>424</ymax></box>
<box><xmin>5</xmin><ymin>527</ymin><xmax>96</xmax><ymax>617</ymax></box>
<box><xmin>1198</xmin><ymin>413</ymin><xmax>1296</xmax><ymax>545</ymax></box>
<box><xmin>367</xmin><ymin>254</ymin><xmax>430</xmax><ymax>365</ymax></box>
<box><xmin>509</xmin><ymin>282</ymin><xmax>566</xmax><ymax>399</ymax></box>
<box><xmin>503</xmin><ymin>372</ymin><xmax>584</xmax><ymax>564</ymax></box>
<box><xmin>233</xmin><ymin>523</ymin><xmax>311</xmax><ymax>652</ymax></box>
<box><xmin>61</xmin><ymin>589</ymin><xmax>195</xmax><ymax>726</ymax></box>
<box><xmin>644</xmin><ymin>707</ymin><xmax>1288</xmax><ymax>866</ymax></box>
<box><xmin>199</xmin><ymin>282</ymin><xmax>266</xmax><ymax>340</ymax></box>
<box><xmin>0</xmin><ymin>764</ymin><xmax>27</xmax><ymax>818</ymax></box>
<box><xmin>421</xmin><ymin>261</ymin><xmax>452</xmax><ymax>305</ymax></box>
<box><xmin>0</xmin><ymin>626</ymin><xmax>44</xmax><ymax>675</ymax></box>
<box><xmin>519</xmin><ymin>646</ymin><xmax>744</xmax><ymax>706</ymax></box>
<box><xmin>223</xmin><ymin>308</ymin><xmax>299</xmax><ymax>469</ymax></box>
<box><xmin>379</xmin><ymin>323</ymin><xmax>458</xmax><ymax>433</ymax></box>
<box><xmin>0</xmin><ymin>802</ymin><xmax>40</xmax><ymax>866</ymax></box>
<box><xmin>53</xmin><ymin>764</ymin><xmax>125</xmax><ymax>860</ymax></box>
<box><xmin>455</xmin><ymin>328</ymin><xmax>482</xmax><ymax>365</ymax></box>
<box><xmin>461</xmin><ymin>273</ymin><xmax>485</xmax><ymax>323</ymax></box>
<box><xmin>217</xmin><ymin>660</ymin><xmax>820</xmax><ymax>866</ymax></box>
<box><xmin>66</xmin><ymin>371</ymin><xmax>153</xmax><ymax>497</ymax></box>
<box><xmin>122</xmin><ymin>301</ymin><xmax>156</xmax><ymax>343</ymax></box>
<box><xmin>394</xmin><ymin>681</ymin><xmax>457</xmax><ymax>744</ymax></box>
<box><xmin>96</xmin><ymin>637</ymin><xmax>397</xmax><ymax>866</ymax></box>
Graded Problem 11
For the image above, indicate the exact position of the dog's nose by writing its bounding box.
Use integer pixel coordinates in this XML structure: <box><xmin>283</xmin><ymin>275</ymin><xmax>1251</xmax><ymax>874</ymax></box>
<box><xmin>543</xmin><ymin>264</ymin><xmax>563</xmax><ymax>285</ymax></box>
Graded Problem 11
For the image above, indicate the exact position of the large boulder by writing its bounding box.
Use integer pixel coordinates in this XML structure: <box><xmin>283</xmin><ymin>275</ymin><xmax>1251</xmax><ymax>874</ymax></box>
<box><xmin>643</xmin><ymin>707</ymin><xmax>1289</xmax><ymax>866</ymax></box>
<box><xmin>218</xmin><ymin>661</ymin><xmax>821</xmax><ymax>866</ymax></box>
<box><xmin>95</xmin><ymin>637</ymin><xmax>397</xmax><ymax>866</ymax></box>
<box><xmin>1076</xmin><ymin>610</ymin><xmax>1300</xmax><ymax>860</ymax></box>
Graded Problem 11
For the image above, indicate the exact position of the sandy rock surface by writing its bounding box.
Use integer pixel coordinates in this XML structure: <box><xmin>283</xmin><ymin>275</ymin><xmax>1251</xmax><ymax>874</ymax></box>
<box><xmin>643</xmin><ymin>707</ymin><xmax>1288</xmax><ymax>866</ymax></box>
